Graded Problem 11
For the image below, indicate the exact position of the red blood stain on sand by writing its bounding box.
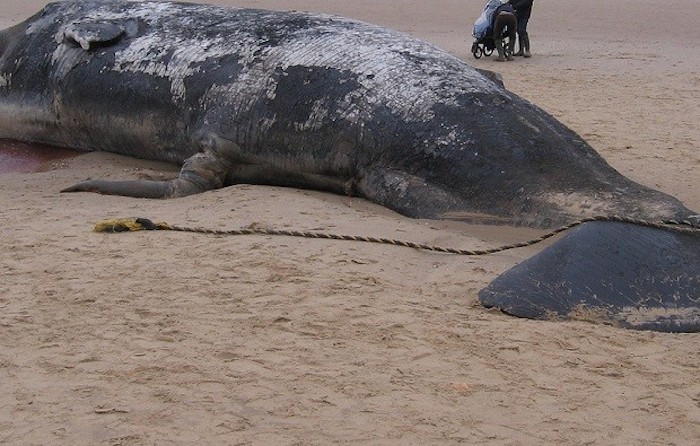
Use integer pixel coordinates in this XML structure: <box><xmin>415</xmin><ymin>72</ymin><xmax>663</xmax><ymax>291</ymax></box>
<box><xmin>0</xmin><ymin>140</ymin><xmax>82</xmax><ymax>174</ymax></box>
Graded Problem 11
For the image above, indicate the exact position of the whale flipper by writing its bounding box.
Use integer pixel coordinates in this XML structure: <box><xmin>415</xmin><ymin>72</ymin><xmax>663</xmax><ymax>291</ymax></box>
<box><xmin>62</xmin><ymin>133</ymin><xmax>239</xmax><ymax>198</ymax></box>
<box><xmin>479</xmin><ymin>221</ymin><xmax>700</xmax><ymax>332</ymax></box>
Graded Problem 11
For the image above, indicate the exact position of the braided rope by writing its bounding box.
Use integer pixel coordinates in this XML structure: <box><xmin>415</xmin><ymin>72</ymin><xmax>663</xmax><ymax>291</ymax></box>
<box><xmin>94</xmin><ymin>215</ymin><xmax>700</xmax><ymax>256</ymax></box>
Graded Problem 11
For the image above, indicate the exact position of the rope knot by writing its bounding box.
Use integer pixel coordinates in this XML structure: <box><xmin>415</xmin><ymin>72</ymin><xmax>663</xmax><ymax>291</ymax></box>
<box><xmin>93</xmin><ymin>218</ymin><xmax>172</xmax><ymax>232</ymax></box>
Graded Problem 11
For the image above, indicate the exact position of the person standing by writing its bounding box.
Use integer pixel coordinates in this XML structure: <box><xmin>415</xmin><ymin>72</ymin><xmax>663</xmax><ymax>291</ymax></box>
<box><xmin>510</xmin><ymin>0</ymin><xmax>533</xmax><ymax>57</ymax></box>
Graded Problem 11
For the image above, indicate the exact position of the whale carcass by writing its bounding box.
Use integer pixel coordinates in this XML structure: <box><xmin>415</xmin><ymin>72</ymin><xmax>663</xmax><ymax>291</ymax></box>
<box><xmin>0</xmin><ymin>1</ymin><xmax>697</xmax><ymax>331</ymax></box>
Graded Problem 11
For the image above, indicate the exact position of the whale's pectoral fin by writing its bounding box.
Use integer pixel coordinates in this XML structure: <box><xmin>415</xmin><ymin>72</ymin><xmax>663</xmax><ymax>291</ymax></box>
<box><xmin>61</xmin><ymin>178</ymin><xmax>177</xmax><ymax>199</ymax></box>
<box><xmin>61</xmin><ymin>134</ymin><xmax>239</xmax><ymax>199</ymax></box>
<box><xmin>62</xmin><ymin>20</ymin><xmax>133</xmax><ymax>50</ymax></box>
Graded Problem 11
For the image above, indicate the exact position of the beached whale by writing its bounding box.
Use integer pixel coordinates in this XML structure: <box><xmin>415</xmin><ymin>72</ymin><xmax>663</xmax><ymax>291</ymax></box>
<box><xmin>0</xmin><ymin>0</ymin><xmax>693</xmax><ymax>226</ymax></box>
<box><xmin>0</xmin><ymin>1</ymin><xmax>697</xmax><ymax>331</ymax></box>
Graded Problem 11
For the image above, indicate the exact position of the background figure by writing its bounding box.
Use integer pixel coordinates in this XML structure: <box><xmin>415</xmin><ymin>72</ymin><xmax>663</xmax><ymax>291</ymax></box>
<box><xmin>510</xmin><ymin>0</ymin><xmax>533</xmax><ymax>57</ymax></box>
<box><xmin>492</xmin><ymin>3</ymin><xmax>517</xmax><ymax>61</ymax></box>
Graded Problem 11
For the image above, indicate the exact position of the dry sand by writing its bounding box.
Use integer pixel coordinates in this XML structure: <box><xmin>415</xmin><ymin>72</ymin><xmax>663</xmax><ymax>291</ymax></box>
<box><xmin>0</xmin><ymin>1</ymin><xmax>698</xmax><ymax>444</ymax></box>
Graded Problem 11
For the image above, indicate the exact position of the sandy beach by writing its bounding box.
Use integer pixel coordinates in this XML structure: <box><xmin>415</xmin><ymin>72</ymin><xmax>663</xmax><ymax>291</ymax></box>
<box><xmin>1</xmin><ymin>1</ymin><xmax>698</xmax><ymax>444</ymax></box>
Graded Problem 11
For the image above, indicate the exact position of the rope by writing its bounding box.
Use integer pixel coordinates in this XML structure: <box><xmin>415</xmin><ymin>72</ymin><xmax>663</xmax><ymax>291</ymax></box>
<box><xmin>93</xmin><ymin>215</ymin><xmax>700</xmax><ymax>256</ymax></box>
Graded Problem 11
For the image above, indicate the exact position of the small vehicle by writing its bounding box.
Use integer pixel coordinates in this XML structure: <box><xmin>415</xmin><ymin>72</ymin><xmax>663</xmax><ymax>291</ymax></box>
<box><xmin>471</xmin><ymin>0</ymin><xmax>513</xmax><ymax>59</ymax></box>
<box><xmin>471</xmin><ymin>34</ymin><xmax>513</xmax><ymax>59</ymax></box>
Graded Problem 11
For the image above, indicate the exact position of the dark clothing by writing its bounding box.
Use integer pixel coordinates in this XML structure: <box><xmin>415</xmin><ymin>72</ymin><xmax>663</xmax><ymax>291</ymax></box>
<box><xmin>491</xmin><ymin>3</ymin><xmax>517</xmax><ymax>39</ymax></box>
<box><xmin>516</xmin><ymin>14</ymin><xmax>529</xmax><ymax>36</ymax></box>
<box><xmin>495</xmin><ymin>3</ymin><xmax>517</xmax><ymax>16</ymax></box>
<box><xmin>491</xmin><ymin>4</ymin><xmax>516</xmax><ymax>28</ymax></box>
<box><xmin>493</xmin><ymin>11</ymin><xmax>517</xmax><ymax>41</ymax></box>
<box><xmin>510</xmin><ymin>0</ymin><xmax>533</xmax><ymax>40</ymax></box>
<box><xmin>511</xmin><ymin>0</ymin><xmax>534</xmax><ymax>20</ymax></box>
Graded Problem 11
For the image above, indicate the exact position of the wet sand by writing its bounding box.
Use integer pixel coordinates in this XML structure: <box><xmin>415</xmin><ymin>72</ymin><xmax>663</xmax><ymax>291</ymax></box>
<box><xmin>0</xmin><ymin>141</ymin><xmax>81</xmax><ymax>174</ymax></box>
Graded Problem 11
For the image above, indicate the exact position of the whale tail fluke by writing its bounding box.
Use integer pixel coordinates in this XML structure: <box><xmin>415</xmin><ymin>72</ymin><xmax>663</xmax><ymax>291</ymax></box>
<box><xmin>479</xmin><ymin>220</ymin><xmax>700</xmax><ymax>332</ymax></box>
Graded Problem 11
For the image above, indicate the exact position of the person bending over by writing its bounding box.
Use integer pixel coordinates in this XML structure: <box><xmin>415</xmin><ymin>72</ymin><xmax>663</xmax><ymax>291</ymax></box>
<box><xmin>491</xmin><ymin>3</ymin><xmax>517</xmax><ymax>61</ymax></box>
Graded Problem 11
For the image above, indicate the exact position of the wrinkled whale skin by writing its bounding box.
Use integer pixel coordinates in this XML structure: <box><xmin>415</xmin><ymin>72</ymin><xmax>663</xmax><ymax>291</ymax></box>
<box><xmin>0</xmin><ymin>0</ymin><xmax>693</xmax><ymax>228</ymax></box>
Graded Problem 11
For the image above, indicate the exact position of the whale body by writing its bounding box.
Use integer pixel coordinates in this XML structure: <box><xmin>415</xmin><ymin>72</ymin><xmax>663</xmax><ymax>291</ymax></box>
<box><xmin>0</xmin><ymin>0</ymin><xmax>693</xmax><ymax>228</ymax></box>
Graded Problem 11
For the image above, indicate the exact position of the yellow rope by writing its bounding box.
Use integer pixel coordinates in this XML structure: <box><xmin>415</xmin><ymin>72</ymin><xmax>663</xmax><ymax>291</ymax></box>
<box><xmin>93</xmin><ymin>216</ymin><xmax>700</xmax><ymax>256</ymax></box>
<box><xmin>94</xmin><ymin>218</ymin><xmax>173</xmax><ymax>232</ymax></box>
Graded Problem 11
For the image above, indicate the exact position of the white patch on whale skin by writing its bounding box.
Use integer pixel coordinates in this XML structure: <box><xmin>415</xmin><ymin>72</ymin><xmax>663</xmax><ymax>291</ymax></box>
<box><xmin>543</xmin><ymin>190</ymin><xmax>683</xmax><ymax>223</ymax></box>
<box><xmin>112</xmin><ymin>34</ymin><xmax>209</xmax><ymax>100</ymax></box>
<box><xmin>48</xmin><ymin>1</ymin><xmax>503</xmax><ymax>120</ymax></box>
<box><xmin>616</xmin><ymin>306</ymin><xmax>700</xmax><ymax>329</ymax></box>
<box><xmin>262</xmin><ymin>28</ymin><xmax>502</xmax><ymax>123</ymax></box>
<box><xmin>429</xmin><ymin>127</ymin><xmax>460</xmax><ymax>151</ymax></box>
<box><xmin>295</xmin><ymin>99</ymin><xmax>330</xmax><ymax>132</ymax></box>
<box><xmin>49</xmin><ymin>1</ymin><xmax>234</xmax><ymax>102</ymax></box>
<box><xmin>517</xmin><ymin>115</ymin><xmax>541</xmax><ymax>134</ymax></box>
<box><xmin>195</xmin><ymin>25</ymin><xmax>502</xmax><ymax>127</ymax></box>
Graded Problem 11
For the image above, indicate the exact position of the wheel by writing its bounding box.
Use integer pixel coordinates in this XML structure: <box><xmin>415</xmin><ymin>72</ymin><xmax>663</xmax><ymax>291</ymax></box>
<box><xmin>484</xmin><ymin>46</ymin><xmax>493</xmax><ymax>57</ymax></box>
<box><xmin>471</xmin><ymin>42</ymin><xmax>482</xmax><ymax>59</ymax></box>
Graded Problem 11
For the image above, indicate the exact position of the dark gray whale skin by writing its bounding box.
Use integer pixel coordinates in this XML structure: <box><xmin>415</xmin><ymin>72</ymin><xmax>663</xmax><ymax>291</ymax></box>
<box><xmin>479</xmin><ymin>221</ymin><xmax>700</xmax><ymax>332</ymax></box>
<box><xmin>0</xmin><ymin>0</ymin><xmax>694</xmax><ymax>229</ymax></box>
